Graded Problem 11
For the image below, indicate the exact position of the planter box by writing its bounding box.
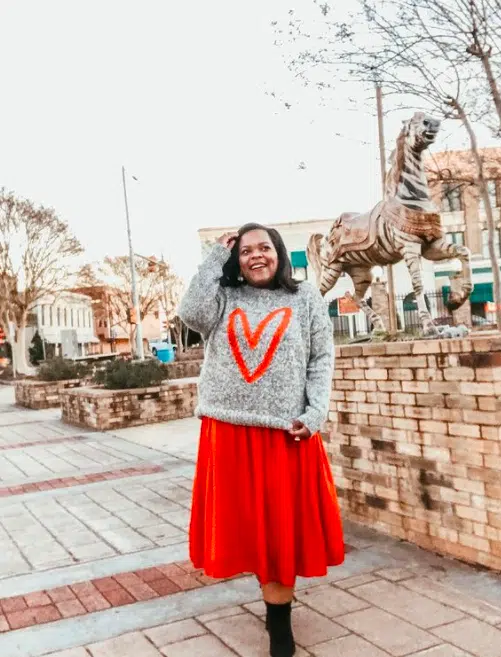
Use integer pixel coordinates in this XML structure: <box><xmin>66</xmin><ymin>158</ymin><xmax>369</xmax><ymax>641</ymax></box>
<box><xmin>164</xmin><ymin>360</ymin><xmax>203</xmax><ymax>379</ymax></box>
<box><xmin>15</xmin><ymin>379</ymin><xmax>84</xmax><ymax>410</ymax></box>
<box><xmin>61</xmin><ymin>378</ymin><xmax>198</xmax><ymax>430</ymax></box>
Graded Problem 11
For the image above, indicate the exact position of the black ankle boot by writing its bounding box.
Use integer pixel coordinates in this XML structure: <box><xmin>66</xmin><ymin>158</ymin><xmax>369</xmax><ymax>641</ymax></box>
<box><xmin>265</xmin><ymin>601</ymin><xmax>296</xmax><ymax>657</ymax></box>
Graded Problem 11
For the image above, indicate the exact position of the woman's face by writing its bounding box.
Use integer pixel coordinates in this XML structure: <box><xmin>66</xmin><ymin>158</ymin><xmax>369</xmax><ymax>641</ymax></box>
<box><xmin>238</xmin><ymin>229</ymin><xmax>279</xmax><ymax>288</ymax></box>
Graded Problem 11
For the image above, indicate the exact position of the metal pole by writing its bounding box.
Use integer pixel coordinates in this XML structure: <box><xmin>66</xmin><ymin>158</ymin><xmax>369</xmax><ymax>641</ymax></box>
<box><xmin>122</xmin><ymin>166</ymin><xmax>145</xmax><ymax>360</ymax></box>
<box><xmin>376</xmin><ymin>84</ymin><xmax>398</xmax><ymax>335</ymax></box>
<box><xmin>161</xmin><ymin>255</ymin><xmax>172</xmax><ymax>343</ymax></box>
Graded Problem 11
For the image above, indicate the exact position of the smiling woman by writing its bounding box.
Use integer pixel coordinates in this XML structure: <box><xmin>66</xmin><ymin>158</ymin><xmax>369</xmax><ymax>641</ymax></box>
<box><xmin>179</xmin><ymin>222</ymin><xmax>344</xmax><ymax>657</ymax></box>
<box><xmin>220</xmin><ymin>223</ymin><xmax>299</xmax><ymax>293</ymax></box>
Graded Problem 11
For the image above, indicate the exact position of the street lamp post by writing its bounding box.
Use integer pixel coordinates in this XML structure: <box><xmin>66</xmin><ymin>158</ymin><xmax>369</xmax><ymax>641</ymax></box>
<box><xmin>121</xmin><ymin>166</ymin><xmax>145</xmax><ymax>360</ymax></box>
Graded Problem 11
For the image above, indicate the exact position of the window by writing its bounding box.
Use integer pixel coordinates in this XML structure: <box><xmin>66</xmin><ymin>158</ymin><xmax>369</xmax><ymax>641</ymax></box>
<box><xmin>63</xmin><ymin>308</ymin><xmax>67</xmax><ymax>326</ymax></box>
<box><xmin>446</xmin><ymin>232</ymin><xmax>465</xmax><ymax>246</ymax></box>
<box><xmin>57</xmin><ymin>308</ymin><xmax>61</xmax><ymax>327</ymax></box>
<box><xmin>77</xmin><ymin>310</ymin><xmax>80</xmax><ymax>328</ymax></box>
<box><xmin>49</xmin><ymin>306</ymin><xmax>53</xmax><ymax>327</ymax></box>
<box><xmin>71</xmin><ymin>309</ymin><xmax>74</xmax><ymax>327</ymax></box>
<box><xmin>479</xmin><ymin>180</ymin><xmax>499</xmax><ymax>212</ymax></box>
<box><xmin>41</xmin><ymin>305</ymin><xmax>45</xmax><ymax>326</ymax></box>
<box><xmin>482</xmin><ymin>229</ymin><xmax>501</xmax><ymax>258</ymax></box>
<box><xmin>441</xmin><ymin>183</ymin><xmax>462</xmax><ymax>212</ymax></box>
<box><xmin>291</xmin><ymin>250</ymin><xmax>308</xmax><ymax>281</ymax></box>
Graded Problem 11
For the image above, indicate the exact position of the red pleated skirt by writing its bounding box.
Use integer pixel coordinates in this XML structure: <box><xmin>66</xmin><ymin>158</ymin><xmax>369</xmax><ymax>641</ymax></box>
<box><xmin>190</xmin><ymin>417</ymin><xmax>345</xmax><ymax>587</ymax></box>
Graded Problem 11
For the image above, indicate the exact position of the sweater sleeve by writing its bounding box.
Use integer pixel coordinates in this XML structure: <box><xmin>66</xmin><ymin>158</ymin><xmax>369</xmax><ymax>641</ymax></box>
<box><xmin>297</xmin><ymin>286</ymin><xmax>335</xmax><ymax>435</ymax></box>
<box><xmin>178</xmin><ymin>243</ymin><xmax>230</xmax><ymax>339</ymax></box>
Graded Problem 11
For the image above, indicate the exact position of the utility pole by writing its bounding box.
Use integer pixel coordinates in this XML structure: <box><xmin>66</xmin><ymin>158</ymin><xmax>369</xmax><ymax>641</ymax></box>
<box><xmin>121</xmin><ymin>166</ymin><xmax>145</xmax><ymax>360</ymax></box>
<box><xmin>160</xmin><ymin>255</ymin><xmax>173</xmax><ymax>343</ymax></box>
<box><xmin>376</xmin><ymin>84</ymin><xmax>398</xmax><ymax>335</ymax></box>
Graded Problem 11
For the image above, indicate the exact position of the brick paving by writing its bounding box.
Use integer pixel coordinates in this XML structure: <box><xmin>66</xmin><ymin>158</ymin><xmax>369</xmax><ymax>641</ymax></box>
<box><xmin>1</xmin><ymin>386</ymin><xmax>501</xmax><ymax>657</ymax></box>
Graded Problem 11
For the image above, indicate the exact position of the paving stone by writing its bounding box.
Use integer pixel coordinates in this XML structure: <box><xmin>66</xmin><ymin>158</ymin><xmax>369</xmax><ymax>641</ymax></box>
<box><xmin>376</xmin><ymin>567</ymin><xmax>415</xmax><ymax>582</ymax></box>
<box><xmin>99</xmin><ymin>528</ymin><xmax>154</xmax><ymax>552</ymax></box>
<box><xmin>351</xmin><ymin>579</ymin><xmax>464</xmax><ymax>628</ymax></box>
<box><xmin>197</xmin><ymin>605</ymin><xmax>246</xmax><ymax>623</ymax></box>
<box><xmin>145</xmin><ymin>619</ymin><xmax>207</xmax><ymax>647</ymax></box>
<box><xmin>205</xmin><ymin>612</ymin><xmax>272</xmax><ymax>656</ymax></box>
<box><xmin>403</xmin><ymin>577</ymin><xmax>501</xmax><ymax>625</ymax></box>
<box><xmin>433</xmin><ymin>618</ymin><xmax>501</xmax><ymax>657</ymax></box>
<box><xmin>408</xmin><ymin>646</ymin><xmax>472</xmax><ymax>656</ymax></box>
<box><xmin>335</xmin><ymin>573</ymin><xmax>380</xmax><ymax>590</ymax></box>
<box><xmin>310</xmin><ymin>633</ymin><xmax>390</xmax><ymax>656</ymax></box>
<box><xmin>44</xmin><ymin>650</ymin><xmax>90</xmax><ymax>657</ymax></box>
<box><xmin>160</xmin><ymin>634</ymin><xmax>236</xmax><ymax>657</ymax></box>
<box><xmin>337</xmin><ymin>607</ymin><xmax>439</xmax><ymax>656</ymax></box>
<box><xmin>296</xmin><ymin>584</ymin><xmax>369</xmax><ymax>618</ymax></box>
<box><xmin>89</xmin><ymin>632</ymin><xmax>162</xmax><ymax>657</ymax></box>
<box><xmin>292</xmin><ymin>606</ymin><xmax>349</xmax><ymax>647</ymax></box>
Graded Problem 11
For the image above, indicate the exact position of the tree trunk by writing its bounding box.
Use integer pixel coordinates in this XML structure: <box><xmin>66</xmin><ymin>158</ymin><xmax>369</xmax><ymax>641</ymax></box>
<box><xmin>456</xmin><ymin>102</ymin><xmax>501</xmax><ymax>329</ymax></box>
<box><xmin>12</xmin><ymin>315</ymin><xmax>36</xmax><ymax>376</ymax></box>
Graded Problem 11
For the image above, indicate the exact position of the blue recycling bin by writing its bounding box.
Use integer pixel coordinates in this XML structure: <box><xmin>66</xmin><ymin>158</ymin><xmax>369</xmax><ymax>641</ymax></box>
<box><xmin>153</xmin><ymin>343</ymin><xmax>175</xmax><ymax>363</ymax></box>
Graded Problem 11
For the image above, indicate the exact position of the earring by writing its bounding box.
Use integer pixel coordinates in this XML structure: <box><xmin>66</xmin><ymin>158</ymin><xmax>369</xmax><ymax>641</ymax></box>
<box><xmin>238</xmin><ymin>273</ymin><xmax>244</xmax><ymax>282</ymax></box>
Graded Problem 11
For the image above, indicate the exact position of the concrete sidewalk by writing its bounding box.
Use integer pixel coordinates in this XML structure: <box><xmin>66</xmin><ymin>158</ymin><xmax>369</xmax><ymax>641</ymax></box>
<box><xmin>0</xmin><ymin>386</ymin><xmax>501</xmax><ymax>656</ymax></box>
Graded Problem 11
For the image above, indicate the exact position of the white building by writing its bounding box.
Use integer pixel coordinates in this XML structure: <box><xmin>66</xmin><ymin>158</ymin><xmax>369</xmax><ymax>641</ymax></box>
<box><xmin>30</xmin><ymin>291</ymin><xmax>99</xmax><ymax>357</ymax></box>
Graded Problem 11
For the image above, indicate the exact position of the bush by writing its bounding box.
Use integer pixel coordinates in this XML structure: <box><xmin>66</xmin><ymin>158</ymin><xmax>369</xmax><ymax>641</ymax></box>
<box><xmin>29</xmin><ymin>331</ymin><xmax>44</xmax><ymax>365</ymax></box>
<box><xmin>38</xmin><ymin>358</ymin><xmax>90</xmax><ymax>382</ymax></box>
<box><xmin>94</xmin><ymin>359</ymin><xmax>168</xmax><ymax>390</ymax></box>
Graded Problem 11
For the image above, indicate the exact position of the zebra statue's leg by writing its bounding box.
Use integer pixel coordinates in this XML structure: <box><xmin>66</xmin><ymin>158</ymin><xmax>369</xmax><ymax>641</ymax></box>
<box><xmin>346</xmin><ymin>266</ymin><xmax>386</xmax><ymax>334</ymax></box>
<box><xmin>402</xmin><ymin>242</ymin><xmax>438</xmax><ymax>336</ymax></box>
<box><xmin>423</xmin><ymin>238</ymin><xmax>473</xmax><ymax>310</ymax></box>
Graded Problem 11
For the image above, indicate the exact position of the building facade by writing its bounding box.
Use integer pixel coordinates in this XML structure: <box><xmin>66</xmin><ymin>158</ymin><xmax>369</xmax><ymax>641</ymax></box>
<box><xmin>70</xmin><ymin>285</ymin><xmax>163</xmax><ymax>355</ymax></box>
<box><xmin>31</xmin><ymin>292</ymin><xmax>99</xmax><ymax>357</ymax></box>
<box><xmin>429</xmin><ymin>147</ymin><xmax>501</xmax><ymax>320</ymax></box>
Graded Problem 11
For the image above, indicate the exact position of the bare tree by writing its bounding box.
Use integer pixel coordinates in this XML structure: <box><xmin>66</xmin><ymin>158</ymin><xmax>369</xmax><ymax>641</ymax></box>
<box><xmin>274</xmin><ymin>0</ymin><xmax>501</xmax><ymax>328</ymax></box>
<box><xmin>97</xmin><ymin>256</ymin><xmax>165</xmax><ymax>351</ymax></box>
<box><xmin>156</xmin><ymin>260</ymin><xmax>185</xmax><ymax>348</ymax></box>
<box><xmin>0</xmin><ymin>190</ymin><xmax>83</xmax><ymax>374</ymax></box>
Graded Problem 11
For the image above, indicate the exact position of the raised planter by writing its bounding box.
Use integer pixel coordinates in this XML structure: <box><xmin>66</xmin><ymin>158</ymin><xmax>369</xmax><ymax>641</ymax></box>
<box><xmin>164</xmin><ymin>360</ymin><xmax>203</xmax><ymax>379</ymax></box>
<box><xmin>324</xmin><ymin>334</ymin><xmax>501</xmax><ymax>572</ymax></box>
<box><xmin>15</xmin><ymin>379</ymin><xmax>85</xmax><ymax>409</ymax></box>
<box><xmin>61</xmin><ymin>378</ymin><xmax>198</xmax><ymax>430</ymax></box>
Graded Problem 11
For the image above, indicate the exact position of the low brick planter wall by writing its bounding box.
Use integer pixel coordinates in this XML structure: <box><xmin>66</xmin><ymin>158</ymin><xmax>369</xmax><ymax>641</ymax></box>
<box><xmin>15</xmin><ymin>379</ymin><xmax>84</xmax><ymax>409</ymax></box>
<box><xmin>325</xmin><ymin>335</ymin><xmax>501</xmax><ymax>572</ymax></box>
<box><xmin>61</xmin><ymin>378</ymin><xmax>198</xmax><ymax>430</ymax></box>
<box><xmin>164</xmin><ymin>360</ymin><xmax>203</xmax><ymax>379</ymax></box>
<box><xmin>176</xmin><ymin>347</ymin><xmax>204</xmax><ymax>361</ymax></box>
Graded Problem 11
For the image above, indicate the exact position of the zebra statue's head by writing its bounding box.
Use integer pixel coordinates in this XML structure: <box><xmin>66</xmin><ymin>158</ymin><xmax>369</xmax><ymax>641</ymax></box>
<box><xmin>402</xmin><ymin>112</ymin><xmax>441</xmax><ymax>152</ymax></box>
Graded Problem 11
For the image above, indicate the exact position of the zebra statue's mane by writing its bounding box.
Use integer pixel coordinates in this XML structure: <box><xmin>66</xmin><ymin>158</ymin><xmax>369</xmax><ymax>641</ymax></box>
<box><xmin>385</xmin><ymin>129</ymin><xmax>407</xmax><ymax>200</ymax></box>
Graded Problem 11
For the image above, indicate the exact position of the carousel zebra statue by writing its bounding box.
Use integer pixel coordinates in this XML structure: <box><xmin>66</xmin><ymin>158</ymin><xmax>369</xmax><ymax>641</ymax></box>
<box><xmin>307</xmin><ymin>111</ymin><xmax>473</xmax><ymax>337</ymax></box>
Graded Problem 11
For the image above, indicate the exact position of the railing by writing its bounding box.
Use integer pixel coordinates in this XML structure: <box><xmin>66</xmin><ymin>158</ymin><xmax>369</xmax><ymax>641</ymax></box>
<box><xmin>329</xmin><ymin>290</ymin><xmax>453</xmax><ymax>339</ymax></box>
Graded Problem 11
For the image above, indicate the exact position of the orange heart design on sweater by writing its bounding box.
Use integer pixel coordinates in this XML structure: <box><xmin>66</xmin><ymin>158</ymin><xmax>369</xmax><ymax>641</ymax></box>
<box><xmin>227</xmin><ymin>307</ymin><xmax>292</xmax><ymax>384</ymax></box>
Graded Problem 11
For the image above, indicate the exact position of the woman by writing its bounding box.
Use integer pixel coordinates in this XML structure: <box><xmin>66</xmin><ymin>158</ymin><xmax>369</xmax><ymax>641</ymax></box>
<box><xmin>179</xmin><ymin>223</ymin><xmax>344</xmax><ymax>657</ymax></box>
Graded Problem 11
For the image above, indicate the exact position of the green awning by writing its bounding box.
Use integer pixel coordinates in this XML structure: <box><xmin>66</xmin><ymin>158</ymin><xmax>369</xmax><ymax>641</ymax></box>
<box><xmin>329</xmin><ymin>300</ymin><xmax>338</xmax><ymax>317</ymax></box>
<box><xmin>442</xmin><ymin>282</ymin><xmax>493</xmax><ymax>304</ymax></box>
<box><xmin>291</xmin><ymin>250</ymin><xmax>308</xmax><ymax>268</ymax></box>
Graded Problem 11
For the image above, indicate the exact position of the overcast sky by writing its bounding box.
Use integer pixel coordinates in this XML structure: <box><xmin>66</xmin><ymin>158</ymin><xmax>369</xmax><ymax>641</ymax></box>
<box><xmin>1</xmin><ymin>0</ymin><xmax>496</xmax><ymax>281</ymax></box>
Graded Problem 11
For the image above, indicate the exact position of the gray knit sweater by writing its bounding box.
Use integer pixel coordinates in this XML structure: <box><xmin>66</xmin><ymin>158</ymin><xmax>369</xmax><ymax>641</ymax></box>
<box><xmin>178</xmin><ymin>244</ymin><xmax>334</xmax><ymax>434</ymax></box>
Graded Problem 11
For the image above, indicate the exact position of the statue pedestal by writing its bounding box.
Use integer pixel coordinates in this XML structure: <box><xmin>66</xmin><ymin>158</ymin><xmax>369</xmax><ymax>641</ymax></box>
<box><xmin>372</xmin><ymin>280</ymin><xmax>391</xmax><ymax>330</ymax></box>
<box><xmin>450</xmin><ymin>273</ymin><xmax>472</xmax><ymax>328</ymax></box>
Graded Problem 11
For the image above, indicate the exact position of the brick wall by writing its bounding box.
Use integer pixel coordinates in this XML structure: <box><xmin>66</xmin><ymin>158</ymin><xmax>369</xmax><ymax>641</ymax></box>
<box><xmin>176</xmin><ymin>347</ymin><xmax>204</xmax><ymax>362</ymax></box>
<box><xmin>165</xmin><ymin>360</ymin><xmax>203</xmax><ymax>380</ymax></box>
<box><xmin>61</xmin><ymin>380</ymin><xmax>198</xmax><ymax>430</ymax></box>
<box><xmin>325</xmin><ymin>336</ymin><xmax>501</xmax><ymax>571</ymax></box>
<box><xmin>15</xmin><ymin>379</ymin><xmax>84</xmax><ymax>409</ymax></box>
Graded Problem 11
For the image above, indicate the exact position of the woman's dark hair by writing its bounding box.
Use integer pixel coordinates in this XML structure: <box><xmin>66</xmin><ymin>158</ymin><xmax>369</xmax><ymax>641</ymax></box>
<box><xmin>220</xmin><ymin>222</ymin><xmax>299</xmax><ymax>293</ymax></box>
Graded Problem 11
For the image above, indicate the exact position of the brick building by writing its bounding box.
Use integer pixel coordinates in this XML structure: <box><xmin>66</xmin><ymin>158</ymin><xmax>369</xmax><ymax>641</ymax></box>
<box><xmin>428</xmin><ymin>147</ymin><xmax>501</xmax><ymax>318</ymax></box>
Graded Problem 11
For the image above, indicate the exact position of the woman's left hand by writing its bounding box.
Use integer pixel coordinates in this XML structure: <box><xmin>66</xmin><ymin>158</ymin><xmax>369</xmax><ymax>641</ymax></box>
<box><xmin>289</xmin><ymin>420</ymin><xmax>311</xmax><ymax>441</ymax></box>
